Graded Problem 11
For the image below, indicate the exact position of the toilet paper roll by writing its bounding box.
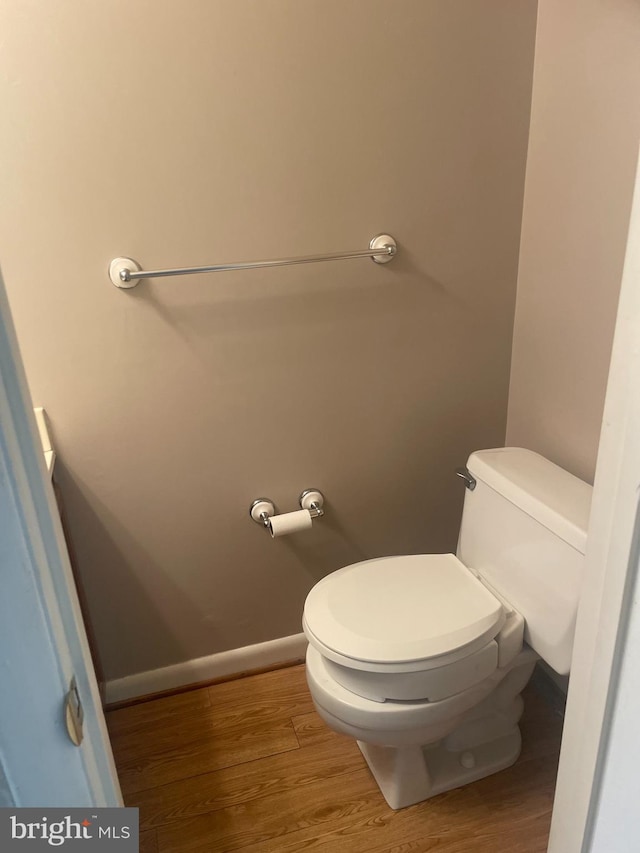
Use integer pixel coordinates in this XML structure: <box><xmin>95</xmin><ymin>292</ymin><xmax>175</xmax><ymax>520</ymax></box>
<box><xmin>268</xmin><ymin>509</ymin><xmax>313</xmax><ymax>538</ymax></box>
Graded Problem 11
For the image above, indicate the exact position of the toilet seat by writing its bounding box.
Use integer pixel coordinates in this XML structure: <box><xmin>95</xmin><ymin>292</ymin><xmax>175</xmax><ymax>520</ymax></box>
<box><xmin>303</xmin><ymin>553</ymin><xmax>506</xmax><ymax>674</ymax></box>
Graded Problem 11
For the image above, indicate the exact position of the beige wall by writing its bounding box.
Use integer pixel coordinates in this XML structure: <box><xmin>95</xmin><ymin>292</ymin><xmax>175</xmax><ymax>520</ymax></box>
<box><xmin>0</xmin><ymin>1</ymin><xmax>536</xmax><ymax>681</ymax></box>
<box><xmin>507</xmin><ymin>0</ymin><xmax>640</xmax><ymax>484</ymax></box>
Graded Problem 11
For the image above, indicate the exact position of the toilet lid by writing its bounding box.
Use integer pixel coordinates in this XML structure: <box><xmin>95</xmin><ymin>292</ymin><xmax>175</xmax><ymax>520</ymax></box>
<box><xmin>303</xmin><ymin>554</ymin><xmax>504</xmax><ymax>667</ymax></box>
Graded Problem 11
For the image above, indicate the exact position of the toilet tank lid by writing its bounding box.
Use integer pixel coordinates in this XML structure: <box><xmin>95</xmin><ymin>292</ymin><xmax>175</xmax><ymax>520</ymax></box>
<box><xmin>467</xmin><ymin>448</ymin><xmax>592</xmax><ymax>554</ymax></box>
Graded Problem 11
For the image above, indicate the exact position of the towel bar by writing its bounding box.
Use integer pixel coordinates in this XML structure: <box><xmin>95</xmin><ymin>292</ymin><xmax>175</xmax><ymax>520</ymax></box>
<box><xmin>109</xmin><ymin>234</ymin><xmax>397</xmax><ymax>289</ymax></box>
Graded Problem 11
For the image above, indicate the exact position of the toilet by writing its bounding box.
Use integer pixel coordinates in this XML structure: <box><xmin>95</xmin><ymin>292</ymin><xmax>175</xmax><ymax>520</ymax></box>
<box><xmin>302</xmin><ymin>447</ymin><xmax>592</xmax><ymax>809</ymax></box>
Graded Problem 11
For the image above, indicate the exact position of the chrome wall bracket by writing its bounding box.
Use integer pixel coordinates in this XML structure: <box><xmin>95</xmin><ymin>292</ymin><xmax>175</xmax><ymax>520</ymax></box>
<box><xmin>299</xmin><ymin>489</ymin><xmax>325</xmax><ymax>518</ymax></box>
<box><xmin>249</xmin><ymin>498</ymin><xmax>275</xmax><ymax>527</ymax></box>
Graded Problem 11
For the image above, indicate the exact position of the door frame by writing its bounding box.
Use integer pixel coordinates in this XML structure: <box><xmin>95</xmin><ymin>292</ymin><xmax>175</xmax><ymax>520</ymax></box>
<box><xmin>549</xmin><ymin>146</ymin><xmax>640</xmax><ymax>851</ymax></box>
<box><xmin>0</xmin><ymin>269</ymin><xmax>121</xmax><ymax>805</ymax></box>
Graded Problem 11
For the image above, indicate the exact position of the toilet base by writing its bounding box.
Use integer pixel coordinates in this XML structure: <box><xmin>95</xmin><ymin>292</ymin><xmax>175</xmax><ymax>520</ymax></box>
<box><xmin>357</xmin><ymin>726</ymin><xmax>521</xmax><ymax>810</ymax></box>
<box><xmin>306</xmin><ymin>644</ymin><xmax>537</xmax><ymax>810</ymax></box>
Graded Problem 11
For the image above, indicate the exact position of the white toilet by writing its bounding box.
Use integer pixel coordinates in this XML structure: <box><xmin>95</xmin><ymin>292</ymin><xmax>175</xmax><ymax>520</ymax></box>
<box><xmin>302</xmin><ymin>447</ymin><xmax>592</xmax><ymax>809</ymax></box>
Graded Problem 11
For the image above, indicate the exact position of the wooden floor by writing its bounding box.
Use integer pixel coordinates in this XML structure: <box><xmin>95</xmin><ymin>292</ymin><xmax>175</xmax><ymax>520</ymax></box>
<box><xmin>106</xmin><ymin>665</ymin><xmax>564</xmax><ymax>853</ymax></box>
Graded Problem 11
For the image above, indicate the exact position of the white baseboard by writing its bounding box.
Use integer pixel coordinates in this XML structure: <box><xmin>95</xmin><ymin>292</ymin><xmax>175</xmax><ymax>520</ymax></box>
<box><xmin>105</xmin><ymin>633</ymin><xmax>308</xmax><ymax>705</ymax></box>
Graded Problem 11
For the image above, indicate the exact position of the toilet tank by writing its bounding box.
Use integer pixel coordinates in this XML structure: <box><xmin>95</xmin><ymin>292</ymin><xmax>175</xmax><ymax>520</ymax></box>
<box><xmin>456</xmin><ymin>448</ymin><xmax>592</xmax><ymax>675</ymax></box>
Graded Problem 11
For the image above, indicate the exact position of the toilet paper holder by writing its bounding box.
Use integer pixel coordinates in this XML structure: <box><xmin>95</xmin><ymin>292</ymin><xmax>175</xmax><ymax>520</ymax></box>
<box><xmin>250</xmin><ymin>489</ymin><xmax>325</xmax><ymax>529</ymax></box>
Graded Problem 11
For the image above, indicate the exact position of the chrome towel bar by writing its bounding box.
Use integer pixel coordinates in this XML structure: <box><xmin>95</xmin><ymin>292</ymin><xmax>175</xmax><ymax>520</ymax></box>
<box><xmin>108</xmin><ymin>233</ymin><xmax>397</xmax><ymax>289</ymax></box>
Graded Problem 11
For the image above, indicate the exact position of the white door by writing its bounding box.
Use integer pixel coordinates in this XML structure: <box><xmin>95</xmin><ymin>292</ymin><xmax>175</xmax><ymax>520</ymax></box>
<box><xmin>0</xmin><ymin>269</ymin><xmax>121</xmax><ymax>806</ymax></box>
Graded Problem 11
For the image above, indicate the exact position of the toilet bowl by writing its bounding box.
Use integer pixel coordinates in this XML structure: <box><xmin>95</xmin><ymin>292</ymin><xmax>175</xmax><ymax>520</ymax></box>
<box><xmin>302</xmin><ymin>448</ymin><xmax>592</xmax><ymax>809</ymax></box>
<box><xmin>306</xmin><ymin>643</ymin><xmax>537</xmax><ymax>809</ymax></box>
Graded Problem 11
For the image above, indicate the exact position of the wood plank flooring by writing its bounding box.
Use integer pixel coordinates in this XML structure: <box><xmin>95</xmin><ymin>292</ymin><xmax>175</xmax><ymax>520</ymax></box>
<box><xmin>106</xmin><ymin>664</ymin><xmax>564</xmax><ymax>853</ymax></box>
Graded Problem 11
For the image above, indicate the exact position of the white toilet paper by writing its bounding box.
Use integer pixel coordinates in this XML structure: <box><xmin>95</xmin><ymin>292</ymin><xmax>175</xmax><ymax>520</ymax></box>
<box><xmin>268</xmin><ymin>509</ymin><xmax>313</xmax><ymax>538</ymax></box>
